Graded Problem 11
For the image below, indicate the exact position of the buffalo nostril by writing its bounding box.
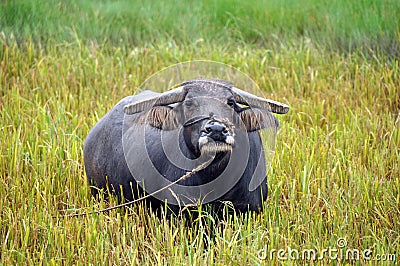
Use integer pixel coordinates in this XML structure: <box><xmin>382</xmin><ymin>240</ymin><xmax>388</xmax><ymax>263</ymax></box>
<box><xmin>202</xmin><ymin>121</ymin><xmax>233</xmax><ymax>143</ymax></box>
<box><xmin>204</xmin><ymin>122</ymin><xmax>228</xmax><ymax>134</ymax></box>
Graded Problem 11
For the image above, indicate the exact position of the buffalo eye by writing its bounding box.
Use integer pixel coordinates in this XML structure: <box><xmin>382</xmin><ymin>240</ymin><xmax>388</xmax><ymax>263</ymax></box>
<box><xmin>227</xmin><ymin>99</ymin><xmax>236</xmax><ymax>108</ymax></box>
<box><xmin>184</xmin><ymin>99</ymin><xmax>196</xmax><ymax>107</ymax></box>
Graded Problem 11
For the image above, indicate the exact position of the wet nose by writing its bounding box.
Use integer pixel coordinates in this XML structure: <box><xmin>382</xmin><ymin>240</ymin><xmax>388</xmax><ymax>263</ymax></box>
<box><xmin>205</xmin><ymin>121</ymin><xmax>227</xmax><ymax>134</ymax></box>
<box><xmin>203</xmin><ymin>121</ymin><xmax>230</xmax><ymax>141</ymax></box>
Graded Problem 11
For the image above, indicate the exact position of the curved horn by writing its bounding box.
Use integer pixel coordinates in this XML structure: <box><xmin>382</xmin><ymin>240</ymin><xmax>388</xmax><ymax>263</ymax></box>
<box><xmin>231</xmin><ymin>87</ymin><xmax>289</xmax><ymax>114</ymax></box>
<box><xmin>124</xmin><ymin>86</ymin><xmax>186</xmax><ymax>115</ymax></box>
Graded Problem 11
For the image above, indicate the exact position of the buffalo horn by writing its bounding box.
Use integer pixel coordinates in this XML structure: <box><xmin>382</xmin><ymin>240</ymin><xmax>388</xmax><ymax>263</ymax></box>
<box><xmin>124</xmin><ymin>86</ymin><xmax>186</xmax><ymax>115</ymax></box>
<box><xmin>231</xmin><ymin>87</ymin><xmax>289</xmax><ymax>114</ymax></box>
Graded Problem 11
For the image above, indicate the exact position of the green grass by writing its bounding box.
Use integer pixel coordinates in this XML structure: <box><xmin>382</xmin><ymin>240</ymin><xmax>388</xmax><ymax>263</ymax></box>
<box><xmin>1</xmin><ymin>0</ymin><xmax>400</xmax><ymax>265</ymax></box>
<box><xmin>1</xmin><ymin>0</ymin><xmax>399</xmax><ymax>55</ymax></box>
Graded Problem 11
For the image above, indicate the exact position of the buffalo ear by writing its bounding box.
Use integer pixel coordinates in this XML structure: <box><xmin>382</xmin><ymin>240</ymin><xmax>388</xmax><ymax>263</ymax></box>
<box><xmin>239</xmin><ymin>108</ymin><xmax>279</xmax><ymax>132</ymax></box>
<box><xmin>137</xmin><ymin>106</ymin><xmax>179</xmax><ymax>130</ymax></box>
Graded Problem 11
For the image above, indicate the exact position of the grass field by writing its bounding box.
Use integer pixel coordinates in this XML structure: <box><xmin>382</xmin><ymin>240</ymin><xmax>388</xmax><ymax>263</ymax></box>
<box><xmin>1</xmin><ymin>0</ymin><xmax>399</xmax><ymax>265</ymax></box>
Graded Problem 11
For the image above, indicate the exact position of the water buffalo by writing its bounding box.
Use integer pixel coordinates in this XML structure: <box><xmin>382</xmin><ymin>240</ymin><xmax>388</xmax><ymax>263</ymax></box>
<box><xmin>84</xmin><ymin>79</ymin><xmax>289</xmax><ymax>214</ymax></box>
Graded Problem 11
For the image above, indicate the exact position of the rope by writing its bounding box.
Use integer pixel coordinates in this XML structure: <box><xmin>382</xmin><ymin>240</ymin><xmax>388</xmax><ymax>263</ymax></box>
<box><xmin>56</xmin><ymin>157</ymin><xmax>213</xmax><ymax>218</ymax></box>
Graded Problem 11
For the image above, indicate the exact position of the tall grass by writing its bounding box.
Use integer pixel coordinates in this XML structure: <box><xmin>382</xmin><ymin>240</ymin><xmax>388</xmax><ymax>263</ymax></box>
<box><xmin>1</xmin><ymin>0</ymin><xmax>399</xmax><ymax>55</ymax></box>
<box><xmin>1</xmin><ymin>0</ymin><xmax>399</xmax><ymax>264</ymax></box>
<box><xmin>1</xmin><ymin>37</ymin><xmax>399</xmax><ymax>264</ymax></box>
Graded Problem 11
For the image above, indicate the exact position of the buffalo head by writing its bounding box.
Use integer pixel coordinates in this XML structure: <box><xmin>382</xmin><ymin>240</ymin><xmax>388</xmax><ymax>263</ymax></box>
<box><xmin>123</xmin><ymin>79</ymin><xmax>289</xmax><ymax>157</ymax></box>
